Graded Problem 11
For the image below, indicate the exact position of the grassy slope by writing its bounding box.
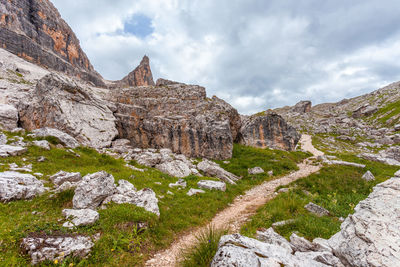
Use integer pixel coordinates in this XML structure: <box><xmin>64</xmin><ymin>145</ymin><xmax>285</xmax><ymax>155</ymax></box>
<box><xmin>0</xmin><ymin>133</ymin><xmax>309</xmax><ymax>266</ymax></box>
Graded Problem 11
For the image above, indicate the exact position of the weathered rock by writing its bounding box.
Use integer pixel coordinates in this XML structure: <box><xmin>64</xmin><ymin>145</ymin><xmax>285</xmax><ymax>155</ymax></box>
<box><xmin>291</xmin><ymin>100</ymin><xmax>312</xmax><ymax>113</ymax></box>
<box><xmin>360</xmin><ymin>152</ymin><xmax>400</xmax><ymax>166</ymax></box>
<box><xmin>32</xmin><ymin>128</ymin><xmax>79</xmax><ymax>148</ymax></box>
<box><xmin>0</xmin><ymin>171</ymin><xmax>46</xmax><ymax>201</ymax></box>
<box><xmin>240</xmin><ymin>113</ymin><xmax>301</xmax><ymax>151</ymax></box>
<box><xmin>62</xmin><ymin>209</ymin><xmax>99</xmax><ymax>228</ymax></box>
<box><xmin>290</xmin><ymin>233</ymin><xmax>316</xmax><ymax>252</ymax></box>
<box><xmin>111</xmin><ymin>139</ymin><xmax>131</xmax><ymax>153</ymax></box>
<box><xmin>117</xmin><ymin>55</ymin><xmax>154</xmax><ymax>87</ymax></box>
<box><xmin>0</xmin><ymin>133</ymin><xmax>7</xmax><ymax>145</ymax></box>
<box><xmin>395</xmin><ymin>124</ymin><xmax>400</xmax><ymax>131</ymax></box>
<box><xmin>108</xmin><ymin>83</ymin><xmax>241</xmax><ymax>160</ymax></box>
<box><xmin>312</xmin><ymin>238</ymin><xmax>332</xmax><ymax>252</ymax></box>
<box><xmin>21</xmin><ymin>234</ymin><xmax>95</xmax><ymax>265</ymax></box>
<box><xmin>362</xmin><ymin>170</ymin><xmax>375</xmax><ymax>181</ymax></box>
<box><xmin>49</xmin><ymin>171</ymin><xmax>81</xmax><ymax>186</ymax></box>
<box><xmin>211</xmin><ymin>234</ymin><xmax>327</xmax><ymax>267</ymax></box>
<box><xmin>169</xmin><ymin>179</ymin><xmax>187</xmax><ymax>189</ymax></box>
<box><xmin>197</xmin><ymin>159</ymin><xmax>240</xmax><ymax>184</ymax></box>
<box><xmin>271</xmin><ymin>219</ymin><xmax>295</xmax><ymax>227</ymax></box>
<box><xmin>395</xmin><ymin>170</ymin><xmax>400</xmax><ymax>177</ymax></box>
<box><xmin>248</xmin><ymin>166</ymin><xmax>264</xmax><ymax>175</ymax></box>
<box><xmin>305</xmin><ymin>202</ymin><xmax>330</xmax><ymax>217</ymax></box>
<box><xmin>19</xmin><ymin>74</ymin><xmax>118</xmax><ymax>148</ymax></box>
<box><xmin>197</xmin><ymin>180</ymin><xmax>226</xmax><ymax>191</ymax></box>
<box><xmin>0</xmin><ymin>104</ymin><xmax>18</xmax><ymax>130</ymax></box>
<box><xmin>0</xmin><ymin>0</ymin><xmax>104</xmax><ymax>86</ymax></box>
<box><xmin>295</xmin><ymin>251</ymin><xmax>344</xmax><ymax>266</ymax></box>
<box><xmin>9</xmin><ymin>163</ymin><xmax>32</xmax><ymax>172</ymax></box>
<box><xmin>328</xmin><ymin>177</ymin><xmax>400</xmax><ymax>266</ymax></box>
<box><xmin>187</xmin><ymin>188</ymin><xmax>205</xmax><ymax>196</ymax></box>
<box><xmin>156</xmin><ymin>160</ymin><xmax>192</xmax><ymax>178</ymax></box>
<box><xmin>352</xmin><ymin>104</ymin><xmax>378</xmax><ymax>118</ymax></box>
<box><xmin>102</xmin><ymin>180</ymin><xmax>160</xmax><ymax>216</ymax></box>
<box><xmin>155</xmin><ymin>78</ymin><xmax>180</xmax><ymax>86</ymax></box>
<box><xmin>33</xmin><ymin>140</ymin><xmax>50</xmax><ymax>150</ymax></box>
<box><xmin>325</xmin><ymin>159</ymin><xmax>366</xmax><ymax>168</ymax></box>
<box><xmin>73</xmin><ymin>171</ymin><xmax>116</xmax><ymax>209</ymax></box>
<box><xmin>256</xmin><ymin>228</ymin><xmax>293</xmax><ymax>253</ymax></box>
<box><xmin>0</xmin><ymin>145</ymin><xmax>27</xmax><ymax>157</ymax></box>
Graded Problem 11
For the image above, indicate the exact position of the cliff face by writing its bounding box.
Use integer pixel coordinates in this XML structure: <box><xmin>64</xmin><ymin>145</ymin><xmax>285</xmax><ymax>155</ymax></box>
<box><xmin>0</xmin><ymin>0</ymin><xmax>104</xmax><ymax>86</ymax></box>
<box><xmin>118</xmin><ymin>56</ymin><xmax>155</xmax><ymax>87</ymax></box>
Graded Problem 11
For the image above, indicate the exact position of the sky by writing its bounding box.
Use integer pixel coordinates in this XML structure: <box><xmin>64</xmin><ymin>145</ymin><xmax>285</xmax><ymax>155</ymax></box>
<box><xmin>51</xmin><ymin>0</ymin><xmax>400</xmax><ymax>115</ymax></box>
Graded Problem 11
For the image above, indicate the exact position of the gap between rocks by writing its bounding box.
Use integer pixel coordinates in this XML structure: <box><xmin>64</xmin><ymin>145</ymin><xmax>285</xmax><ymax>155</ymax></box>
<box><xmin>145</xmin><ymin>134</ymin><xmax>324</xmax><ymax>267</ymax></box>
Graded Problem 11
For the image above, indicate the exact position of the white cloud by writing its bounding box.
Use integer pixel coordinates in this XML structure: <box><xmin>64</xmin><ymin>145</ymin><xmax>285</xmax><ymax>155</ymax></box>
<box><xmin>52</xmin><ymin>0</ymin><xmax>400</xmax><ymax>114</ymax></box>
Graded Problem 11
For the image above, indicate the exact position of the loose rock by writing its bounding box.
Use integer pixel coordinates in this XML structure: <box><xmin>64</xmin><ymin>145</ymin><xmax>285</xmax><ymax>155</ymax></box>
<box><xmin>62</xmin><ymin>209</ymin><xmax>99</xmax><ymax>228</ymax></box>
<box><xmin>197</xmin><ymin>159</ymin><xmax>240</xmax><ymax>184</ymax></box>
<box><xmin>248</xmin><ymin>167</ymin><xmax>264</xmax><ymax>175</ymax></box>
<box><xmin>187</xmin><ymin>188</ymin><xmax>205</xmax><ymax>196</ymax></box>
<box><xmin>32</xmin><ymin>128</ymin><xmax>80</xmax><ymax>148</ymax></box>
<box><xmin>304</xmin><ymin>202</ymin><xmax>330</xmax><ymax>217</ymax></box>
<box><xmin>0</xmin><ymin>104</ymin><xmax>18</xmax><ymax>131</ymax></box>
<box><xmin>33</xmin><ymin>140</ymin><xmax>51</xmax><ymax>150</ymax></box>
<box><xmin>169</xmin><ymin>179</ymin><xmax>187</xmax><ymax>189</ymax></box>
<box><xmin>0</xmin><ymin>171</ymin><xmax>46</xmax><ymax>201</ymax></box>
<box><xmin>197</xmin><ymin>180</ymin><xmax>226</xmax><ymax>191</ymax></box>
<box><xmin>362</xmin><ymin>170</ymin><xmax>375</xmax><ymax>181</ymax></box>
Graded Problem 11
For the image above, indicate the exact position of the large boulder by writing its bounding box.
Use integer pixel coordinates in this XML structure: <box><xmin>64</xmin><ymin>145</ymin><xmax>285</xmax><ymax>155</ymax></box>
<box><xmin>291</xmin><ymin>100</ymin><xmax>312</xmax><ymax>113</ymax></box>
<box><xmin>0</xmin><ymin>171</ymin><xmax>46</xmax><ymax>201</ymax></box>
<box><xmin>197</xmin><ymin>159</ymin><xmax>240</xmax><ymax>184</ymax></box>
<box><xmin>62</xmin><ymin>209</ymin><xmax>99</xmax><ymax>228</ymax></box>
<box><xmin>240</xmin><ymin>113</ymin><xmax>301</xmax><ymax>151</ymax></box>
<box><xmin>19</xmin><ymin>74</ymin><xmax>118</xmax><ymax>148</ymax></box>
<box><xmin>0</xmin><ymin>104</ymin><xmax>18</xmax><ymax>130</ymax></box>
<box><xmin>0</xmin><ymin>0</ymin><xmax>104</xmax><ymax>86</ymax></box>
<box><xmin>73</xmin><ymin>171</ymin><xmax>116</xmax><ymax>209</ymax></box>
<box><xmin>108</xmin><ymin>83</ymin><xmax>241</xmax><ymax>160</ymax></box>
<box><xmin>21</xmin><ymin>234</ymin><xmax>95</xmax><ymax>265</ymax></box>
<box><xmin>32</xmin><ymin>128</ymin><xmax>79</xmax><ymax>148</ymax></box>
<box><xmin>328</xmin><ymin>177</ymin><xmax>400</xmax><ymax>266</ymax></box>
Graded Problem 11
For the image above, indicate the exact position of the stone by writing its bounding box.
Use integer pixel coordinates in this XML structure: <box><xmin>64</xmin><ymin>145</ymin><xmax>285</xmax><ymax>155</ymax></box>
<box><xmin>156</xmin><ymin>160</ymin><xmax>192</xmax><ymax>178</ymax></box>
<box><xmin>0</xmin><ymin>133</ymin><xmax>7</xmax><ymax>145</ymax></box>
<box><xmin>240</xmin><ymin>113</ymin><xmax>301</xmax><ymax>151</ymax></box>
<box><xmin>295</xmin><ymin>251</ymin><xmax>344</xmax><ymax>266</ymax></box>
<box><xmin>19</xmin><ymin>74</ymin><xmax>118</xmax><ymax>148</ymax></box>
<box><xmin>248</xmin><ymin>167</ymin><xmax>264</xmax><ymax>175</ymax></box>
<box><xmin>197</xmin><ymin>180</ymin><xmax>226</xmax><ymax>191</ymax></box>
<box><xmin>62</xmin><ymin>209</ymin><xmax>99</xmax><ymax>228</ymax></box>
<box><xmin>21</xmin><ymin>234</ymin><xmax>95</xmax><ymax>265</ymax></box>
<box><xmin>73</xmin><ymin>171</ymin><xmax>116</xmax><ymax>209</ymax></box>
<box><xmin>326</xmin><ymin>159</ymin><xmax>366</xmax><ymax>168</ymax></box>
<box><xmin>328</xmin><ymin>177</ymin><xmax>400</xmax><ymax>267</ymax></box>
<box><xmin>11</xmin><ymin>128</ymin><xmax>25</xmax><ymax>134</ymax></box>
<box><xmin>352</xmin><ymin>104</ymin><xmax>378</xmax><ymax>118</ymax></box>
<box><xmin>133</xmin><ymin>152</ymin><xmax>162</xmax><ymax>167</ymax></box>
<box><xmin>0</xmin><ymin>104</ymin><xmax>18</xmax><ymax>130</ymax></box>
<box><xmin>37</xmin><ymin>156</ymin><xmax>46</xmax><ymax>162</ymax></box>
<box><xmin>131</xmin><ymin>188</ymin><xmax>160</xmax><ymax>216</ymax></box>
<box><xmin>169</xmin><ymin>179</ymin><xmax>187</xmax><ymax>189</ymax></box>
<box><xmin>32</xmin><ymin>140</ymin><xmax>50</xmax><ymax>150</ymax></box>
<box><xmin>210</xmin><ymin>234</ymin><xmax>327</xmax><ymax>267</ymax></box>
<box><xmin>312</xmin><ymin>238</ymin><xmax>332</xmax><ymax>252</ymax></box>
<box><xmin>9</xmin><ymin>163</ymin><xmax>32</xmax><ymax>172</ymax></box>
<box><xmin>117</xmin><ymin>55</ymin><xmax>155</xmax><ymax>87</ymax></box>
<box><xmin>291</xmin><ymin>100</ymin><xmax>312</xmax><ymax>113</ymax></box>
<box><xmin>108</xmin><ymin>84</ymin><xmax>241</xmax><ymax>160</ymax></box>
<box><xmin>256</xmin><ymin>228</ymin><xmax>293</xmax><ymax>253</ymax></box>
<box><xmin>362</xmin><ymin>170</ymin><xmax>375</xmax><ymax>181</ymax></box>
<box><xmin>305</xmin><ymin>202</ymin><xmax>330</xmax><ymax>217</ymax></box>
<box><xmin>49</xmin><ymin>171</ymin><xmax>81</xmax><ymax>186</ymax></box>
<box><xmin>116</xmin><ymin>179</ymin><xmax>137</xmax><ymax>196</ymax></box>
<box><xmin>395</xmin><ymin>124</ymin><xmax>400</xmax><ymax>131</ymax></box>
<box><xmin>32</xmin><ymin>128</ymin><xmax>80</xmax><ymax>148</ymax></box>
<box><xmin>111</xmin><ymin>139</ymin><xmax>131</xmax><ymax>153</ymax></box>
<box><xmin>0</xmin><ymin>171</ymin><xmax>46</xmax><ymax>201</ymax></box>
<box><xmin>0</xmin><ymin>145</ymin><xmax>27</xmax><ymax>157</ymax></box>
<box><xmin>0</xmin><ymin>0</ymin><xmax>105</xmax><ymax>86</ymax></box>
<box><xmin>360</xmin><ymin>152</ymin><xmax>400</xmax><ymax>166</ymax></box>
<box><xmin>290</xmin><ymin>233</ymin><xmax>316</xmax><ymax>252</ymax></box>
<box><xmin>268</xmin><ymin>170</ymin><xmax>274</xmax><ymax>176</ymax></box>
<box><xmin>395</xmin><ymin>170</ymin><xmax>400</xmax><ymax>177</ymax></box>
<box><xmin>187</xmin><ymin>188</ymin><xmax>205</xmax><ymax>196</ymax></box>
<box><xmin>197</xmin><ymin>159</ymin><xmax>240</xmax><ymax>184</ymax></box>
<box><xmin>271</xmin><ymin>219</ymin><xmax>295</xmax><ymax>227</ymax></box>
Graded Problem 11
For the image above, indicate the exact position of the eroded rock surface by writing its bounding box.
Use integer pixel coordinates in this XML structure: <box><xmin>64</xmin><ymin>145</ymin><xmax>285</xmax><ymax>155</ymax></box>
<box><xmin>240</xmin><ymin>113</ymin><xmax>301</xmax><ymax>151</ymax></box>
<box><xmin>117</xmin><ymin>55</ymin><xmax>155</xmax><ymax>87</ymax></box>
<box><xmin>32</xmin><ymin>128</ymin><xmax>79</xmax><ymax>148</ymax></box>
<box><xmin>0</xmin><ymin>171</ymin><xmax>46</xmax><ymax>201</ymax></box>
<box><xmin>19</xmin><ymin>74</ymin><xmax>118</xmax><ymax>148</ymax></box>
<box><xmin>197</xmin><ymin>159</ymin><xmax>240</xmax><ymax>184</ymax></box>
<box><xmin>0</xmin><ymin>104</ymin><xmax>18</xmax><ymax>130</ymax></box>
<box><xmin>197</xmin><ymin>180</ymin><xmax>226</xmax><ymax>191</ymax></box>
<box><xmin>62</xmin><ymin>209</ymin><xmax>99</xmax><ymax>228</ymax></box>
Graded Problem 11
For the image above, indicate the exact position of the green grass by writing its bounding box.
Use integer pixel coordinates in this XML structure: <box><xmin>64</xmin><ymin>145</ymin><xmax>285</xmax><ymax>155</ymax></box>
<box><xmin>0</xmin><ymin>133</ymin><xmax>309</xmax><ymax>266</ymax></box>
<box><xmin>368</xmin><ymin>99</ymin><xmax>400</xmax><ymax>126</ymax></box>
<box><xmin>180</xmin><ymin>226</ymin><xmax>226</xmax><ymax>267</ymax></box>
<box><xmin>240</xmin><ymin>156</ymin><xmax>399</xmax><ymax>241</ymax></box>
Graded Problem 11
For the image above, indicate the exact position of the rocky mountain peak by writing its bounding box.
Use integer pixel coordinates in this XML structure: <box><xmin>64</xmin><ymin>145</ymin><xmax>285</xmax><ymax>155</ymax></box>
<box><xmin>118</xmin><ymin>55</ymin><xmax>155</xmax><ymax>87</ymax></box>
<box><xmin>0</xmin><ymin>0</ymin><xmax>105</xmax><ymax>86</ymax></box>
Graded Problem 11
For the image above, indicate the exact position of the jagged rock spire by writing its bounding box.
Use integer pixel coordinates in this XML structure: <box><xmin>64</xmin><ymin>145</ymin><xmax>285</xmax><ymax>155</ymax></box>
<box><xmin>120</xmin><ymin>55</ymin><xmax>155</xmax><ymax>87</ymax></box>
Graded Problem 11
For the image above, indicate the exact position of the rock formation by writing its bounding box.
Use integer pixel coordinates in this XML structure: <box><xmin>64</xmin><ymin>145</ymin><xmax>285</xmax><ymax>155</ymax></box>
<box><xmin>240</xmin><ymin>113</ymin><xmax>301</xmax><ymax>151</ymax></box>
<box><xmin>108</xmin><ymin>82</ymin><xmax>242</xmax><ymax>159</ymax></box>
<box><xmin>18</xmin><ymin>74</ymin><xmax>118</xmax><ymax>148</ymax></box>
<box><xmin>291</xmin><ymin>100</ymin><xmax>312</xmax><ymax>113</ymax></box>
<box><xmin>117</xmin><ymin>55</ymin><xmax>155</xmax><ymax>87</ymax></box>
<box><xmin>0</xmin><ymin>0</ymin><xmax>104</xmax><ymax>86</ymax></box>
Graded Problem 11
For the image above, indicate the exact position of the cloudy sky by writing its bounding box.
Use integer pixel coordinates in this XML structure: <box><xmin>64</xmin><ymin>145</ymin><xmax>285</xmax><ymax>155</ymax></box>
<box><xmin>51</xmin><ymin>0</ymin><xmax>400</xmax><ymax>115</ymax></box>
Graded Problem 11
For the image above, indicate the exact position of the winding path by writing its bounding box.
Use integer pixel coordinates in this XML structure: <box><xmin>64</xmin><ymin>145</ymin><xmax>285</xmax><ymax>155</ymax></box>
<box><xmin>145</xmin><ymin>135</ymin><xmax>323</xmax><ymax>267</ymax></box>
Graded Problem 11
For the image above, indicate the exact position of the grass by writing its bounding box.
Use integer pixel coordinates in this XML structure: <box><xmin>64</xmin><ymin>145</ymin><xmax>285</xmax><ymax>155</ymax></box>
<box><xmin>368</xmin><ymin>99</ymin><xmax>400</xmax><ymax>126</ymax></box>
<box><xmin>180</xmin><ymin>226</ymin><xmax>226</xmax><ymax>267</ymax></box>
<box><xmin>240</xmin><ymin>155</ymin><xmax>399</xmax><ymax>241</ymax></box>
<box><xmin>0</xmin><ymin>132</ymin><xmax>309</xmax><ymax>266</ymax></box>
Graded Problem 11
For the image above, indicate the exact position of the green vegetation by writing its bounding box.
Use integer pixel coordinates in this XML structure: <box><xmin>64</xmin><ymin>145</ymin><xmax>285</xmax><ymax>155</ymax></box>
<box><xmin>180</xmin><ymin>226</ymin><xmax>226</xmax><ymax>267</ymax></box>
<box><xmin>367</xmin><ymin>99</ymin><xmax>400</xmax><ymax>126</ymax></box>
<box><xmin>241</xmin><ymin>156</ymin><xmax>398</xmax><ymax>241</ymax></box>
<box><xmin>0</xmin><ymin>132</ymin><xmax>309</xmax><ymax>266</ymax></box>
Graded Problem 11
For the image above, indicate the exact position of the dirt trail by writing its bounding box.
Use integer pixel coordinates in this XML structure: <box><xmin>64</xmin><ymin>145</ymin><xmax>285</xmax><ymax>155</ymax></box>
<box><xmin>145</xmin><ymin>135</ymin><xmax>323</xmax><ymax>267</ymax></box>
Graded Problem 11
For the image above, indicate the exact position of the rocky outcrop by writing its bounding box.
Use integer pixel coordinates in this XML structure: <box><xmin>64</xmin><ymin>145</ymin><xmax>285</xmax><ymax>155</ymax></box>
<box><xmin>197</xmin><ymin>159</ymin><xmax>240</xmax><ymax>184</ymax></box>
<box><xmin>0</xmin><ymin>171</ymin><xmax>46</xmax><ymax>202</ymax></box>
<box><xmin>32</xmin><ymin>128</ymin><xmax>80</xmax><ymax>148</ymax></box>
<box><xmin>108</xmin><ymin>82</ymin><xmax>241</xmax><ymax>159</ymax></box>
<box><xmin>0</xmin><ymin>104</ymin><xmax>18</xmax><ymax>130</ymax></box>
<box><xmin>291</xmin><ymin>100</ymin><xmax>312</xmax><ymax>113</ymax></box>
<box><xmin>19</xmin><ymin>74</ymin><xmax>118</xmax><ymax>148</ymax></box>
<box><xmin>21</xmin><ymin>234</ymin><xmax>95</xmax><ymax>265</ymax></box>
<box><xmin>62</xmin><ymin>209</ymin><xmax>99</xmax><ymax>228</ymax></box>
<box><xmin>240</xmin><ymin>113</ymin><xmax>301</xmax><ymax>151</ymax></box>
<box><xmin>328</xmin><ymin>177</ymin><xmax>400</xmax><ymax>267</ymax></box>
<box><xmin>117</xmin><ymin>56</ymin><xmax>155</xmax><ymax>87</ymax></box>
<box><xmin>0</xmin><ymin>0</ymin><xmax>104</xmax><ymax>86</ymax></box>
<box><xmin>197</xmin><ymin>180</ymin><xmax>226</xmax><ymax>191</ymax></box>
